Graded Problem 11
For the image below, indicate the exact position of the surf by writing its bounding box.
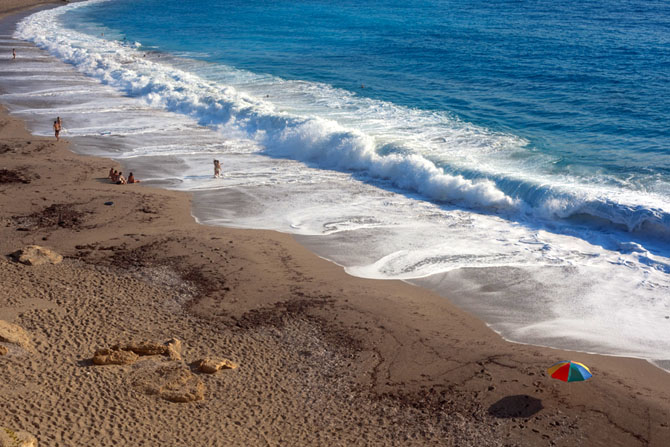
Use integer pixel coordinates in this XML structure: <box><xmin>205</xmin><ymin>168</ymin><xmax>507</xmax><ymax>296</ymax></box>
<box><xmin>15</xmin><ymin>1</ymin><xmax>670</xmax><ymax>247</ymax></box>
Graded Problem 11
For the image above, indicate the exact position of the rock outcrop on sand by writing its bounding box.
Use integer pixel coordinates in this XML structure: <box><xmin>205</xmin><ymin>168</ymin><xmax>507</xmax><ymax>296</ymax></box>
<box><xmin>92</xmin><ymin>339</ymin><xmax>183</xmax><ymax>365</ymax></box>
<box><xmin>114</xmin><ymin>341</ymin><xmax>169</xmax><ymax>356</ymax></box>
<box><xmin>112</xmin><ymin>339</ymin><xmax>182</xmax><ymax>360</ymax></box>
<box><xmin>0</xmin><ymin>320</ymin><xmax>33</xmax><ymax>352</ymax></box>
<box><xmin>132</xmin><ymin>362</ymin><xmax>205</xmax><ymax>403</ymax></box>
<box><xmin>92</xmin><ymin>348</ymin><xmax>139</xmax><ymax>365</ymax></box>
<box><xmin>91</xmin><ymin>339</ymin><xmax>237</xmax><ymax>402</ymax></box>
<box><xmin>197</xmin><ymin>357</ymin><xmax>239</xmax><ymax>374</ymax></box>
<box><xmin>165</xmin><ymin>338</ymin><xmax>182</xmax><ymax>360</ymax></box>
<box><xmin>10</xmin><ymin>245</ymin><xmax>62</xmax><ymax>266</ymax></box>
<box><xmin>0</xmin><ymin>427</ymin><xmax>37</xmax><ymax>447</ymax></box>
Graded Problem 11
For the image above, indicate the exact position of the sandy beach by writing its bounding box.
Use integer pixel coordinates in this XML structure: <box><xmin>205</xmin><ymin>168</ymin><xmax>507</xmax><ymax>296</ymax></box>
<box><xmin>1</xmin><ymin>1</ymin><xmax>670</xmax><ymax>446</ymax></box>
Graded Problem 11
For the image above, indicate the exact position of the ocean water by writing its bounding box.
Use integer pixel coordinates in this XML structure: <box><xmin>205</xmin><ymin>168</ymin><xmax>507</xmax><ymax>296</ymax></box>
<box><xmin>5</xmin><ymin>0</ymin><xmax>670</xmax><ymax>366</ymax></box>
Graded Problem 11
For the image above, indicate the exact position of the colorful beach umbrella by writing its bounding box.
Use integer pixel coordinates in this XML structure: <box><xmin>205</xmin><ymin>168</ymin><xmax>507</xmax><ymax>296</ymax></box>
<box><xmin>547</xmin><ymin>361</ymin><xmax>592</xmax><ymax>382</ymax></box>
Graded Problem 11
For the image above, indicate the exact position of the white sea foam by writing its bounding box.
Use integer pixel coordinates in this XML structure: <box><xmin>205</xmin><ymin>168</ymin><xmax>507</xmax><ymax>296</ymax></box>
<box><xmin>5</xmin><ymin>2</ymin><xmax>670</xmax><ymax>368</ymax></box>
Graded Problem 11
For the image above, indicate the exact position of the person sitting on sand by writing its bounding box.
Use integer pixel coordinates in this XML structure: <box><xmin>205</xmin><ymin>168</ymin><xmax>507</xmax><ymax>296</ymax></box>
<box><xmin>53</xmin><ymin>118</ymin><xmax>62</xmax><ymax>141</ymax></box>
<box><xmin>110</xmin><ymin>170</ymin><xmax>119</xmax><ymax>182</ymax></box>
<box><xmin>108</xmin><ymin>167</ymin><xmax>115</xmax><ymax>180</ymax></box>
<box><xmin>127</xmin><ymin>172</ymin><xmax>140</xmax><ymax>184</ymax></box>
<box><xmin>213</xmin><ymin>159</ymin><xmax>222</xmax><ymax>178</ymax></box>
<box><xmin>116</xmin><ymin>172</ymin><xmax>127</xmax><ymax>185</ymax></box>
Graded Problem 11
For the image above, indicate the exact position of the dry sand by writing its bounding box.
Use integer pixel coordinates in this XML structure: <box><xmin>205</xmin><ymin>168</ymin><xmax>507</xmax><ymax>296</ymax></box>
<box><xmin>1</xmin><ymin>1</ymin><xmax>670</xmax><ymax>446</ymax></box>
<box><xmin>0</xmin><ymin>0</ymin><xmax>63</xmax><ymax>19</ymax></box>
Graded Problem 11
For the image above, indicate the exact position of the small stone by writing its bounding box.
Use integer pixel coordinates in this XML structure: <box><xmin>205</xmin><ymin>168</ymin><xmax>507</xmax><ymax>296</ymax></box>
<box><xmin>92</xmin><ymin>348</ymin><xmax>138</xmax><ymax>365</ymax></box>
<box><xmin>166</xmin><ymin>338</ymin><xmax>182</xmax><ymax>361</ymax></box>
<box><xmin>197</xmin><ymin>357</ymin><xmax>239</xmax><ymax>374</ymax></box>
<box><xmin>10</xmin><ymin>245</ymin><xmax>63</xmax><ymax>266</ymax></box>
<box><xmin>0</xmin><ymin>321</ymin><xmax>34</xmax><ymax>352</ymax></box>
<box><xmin>114</xmin><ymin>341</ymin><xmax>168</xmax><ymax>356</ymax></box>
<box><xmin>0</xmin><ymin>426</ymin><xmax>38</xmax><ymax>447</ymax></box>
<box><xmin>0</xmin><ymin>345</ymin><xmax>7</xmax><ymax>356</ymax></box>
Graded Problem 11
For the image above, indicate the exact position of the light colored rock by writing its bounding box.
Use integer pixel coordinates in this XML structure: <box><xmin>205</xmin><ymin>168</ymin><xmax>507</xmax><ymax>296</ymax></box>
<box><xmin>11</xmin><ymin>245</ymin><xmax>62</xmax><ymax>266</ymax></box>
<box><xmin>114</xmin><ymin>341</ymin><xmax>168</xmax><ymax>356</ymax></box>
<box><xmin>166</xmin><ymin>338</ymin><xmax>182</xmax><ymax>361</ymax></box>
<box><xmin>197</xmin><ymin>357</ymin><xmax>239</xmax><ymax>374</ymax></box>
<box><xmin>0</xmin><ymin>345</ymin><xmax>7</xmax><ymax>356</ymax></box>
<box><xmin>92</xmin><ymin>348</ymin><xmax>138</xmax><ymax>365</ymax></box>
<box><xmin>93</xmin><ymin>339</ymin><xmax>183</xmax><ymax>366</ymax></box>
<box><xmin>0</xmin><ymin>321</ymin><xmax>33</xmax><ymax>352</ymax></box>
<box><xmin>133</xmin><ymin>362</ymin><xmax>204</xmax><ymax>403</ymax></box>
<box><xmin>0</xmin><ymin>427</ymin><xmax>38</xmax><ymax>447</ymax></box>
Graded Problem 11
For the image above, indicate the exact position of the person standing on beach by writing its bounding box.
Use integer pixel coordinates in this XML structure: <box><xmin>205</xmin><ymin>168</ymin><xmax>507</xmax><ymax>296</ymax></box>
<box><xmin>12</xmin><ymin>48</ymin><xmax>16</xmax><ymax>60</ymax></box>
<box><xmin>53</xmin><ymin>117</ymin><xmax>62</xmax><ymax>141</ymax></box>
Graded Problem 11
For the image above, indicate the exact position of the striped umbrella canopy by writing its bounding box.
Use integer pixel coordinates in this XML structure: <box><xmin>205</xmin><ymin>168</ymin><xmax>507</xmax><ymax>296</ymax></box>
<box><xmin>547</xmin><ymin>361</ymin><xmax>592</xmax><ymax>382</ymax></box>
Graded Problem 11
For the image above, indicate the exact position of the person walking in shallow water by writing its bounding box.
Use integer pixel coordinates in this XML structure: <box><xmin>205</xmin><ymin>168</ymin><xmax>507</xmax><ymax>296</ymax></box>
<box><xmin>53</xmin><ymin>117</ymin><xmax>62</xmax><ymax>141</ymax></box>
<box><xmin>213</xmin><ymin>159</ymin><xmax>222</xmax><ymax>178</ymax></box>
<box><xmin>12</xmin><ymin>48</ymin><xmax>16</xmax><ymax>60</ymax></box>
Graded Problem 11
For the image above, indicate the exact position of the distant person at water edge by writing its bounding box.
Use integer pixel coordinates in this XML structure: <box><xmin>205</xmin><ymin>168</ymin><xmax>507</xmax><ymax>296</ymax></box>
<box><xmin>213</xmin><ymin>159</ymin><xmax>222</xmax><ymax>178</ymax></box>
<box><xmin>12</xmin><ymin>49</ymin><xmax>16</xmax><ymax>60</ymax></box>
<box><xmin>127</xmin><ymin>172</ymin><xmax>140</xmax><ymax>183</ymax></box>
<box><xmin>53</xmin><ymin>117</ymin><xmax>62</xmax><ymax>141</ymax></box>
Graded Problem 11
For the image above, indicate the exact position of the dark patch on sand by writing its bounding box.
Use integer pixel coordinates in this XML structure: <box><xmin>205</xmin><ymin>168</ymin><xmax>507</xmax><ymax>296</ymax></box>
<box><xmin>9</xmin><ymin>202</ymin><xmax>85</xmax><ymax>230</ymax></box>
<box><xmin>235</xmin><ymin>298</ymin><xmax>365</xmax><ymax>361</ymax></box>
<box><xmin>87</xmin><ymin>238</ymin><xmax>229</xmax><ymax>302</ymax></box>
<box><xmin>488</xmin><ymin>394</ymin><xmax>544</xmax><ymax>418</ymax></box>
<box><xmin>235</xmin><ymin>298</ymin><xmax>334</xmax><ymax>329</ymax></box>
<box><xmin>26</xmin><ymin>203</ymin><xmax>84</xmax><ymax>228</ymax></box>
<box><xmin>0</xmin><ymin>168</ymin><xmax>30</xmax><ymax>184</ymax></box>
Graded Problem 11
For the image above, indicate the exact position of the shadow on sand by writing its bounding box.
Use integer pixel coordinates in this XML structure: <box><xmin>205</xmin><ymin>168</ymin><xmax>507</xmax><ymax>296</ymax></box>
<box><xmin>488</xmin><ymin>395</ymin><xmax>543</xmax><ymax>419</ymax></box>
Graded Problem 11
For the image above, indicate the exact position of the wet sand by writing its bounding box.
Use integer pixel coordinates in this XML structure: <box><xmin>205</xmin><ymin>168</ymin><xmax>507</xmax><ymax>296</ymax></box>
<box><xmin>1</xmin><ymin>1</ymin><xmax>670</xmax><ymax>446</ymax></box>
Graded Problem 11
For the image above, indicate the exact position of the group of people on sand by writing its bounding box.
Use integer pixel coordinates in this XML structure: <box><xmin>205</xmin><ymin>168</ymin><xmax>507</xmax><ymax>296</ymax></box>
<box><xmin>46</xmin><ymin>111</ymin><xmax>146</xmax><ymax>185</ymax></box>
<box><xmin>51</xmin><ymin>115</ymin><xmax>221</xmax><ymax>182</ymax></box>
<box><xmin>109</xmin><ymin>168</ymin><xmax>140</xmax><ymax>185</ymax></box>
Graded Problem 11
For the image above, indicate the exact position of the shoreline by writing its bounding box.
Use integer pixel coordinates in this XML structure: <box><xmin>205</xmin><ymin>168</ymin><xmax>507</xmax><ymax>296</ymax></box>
<box><xmin>2</xmin><ymin>2</ymin><xmax>670</xmax><ymax>445</ymax></box>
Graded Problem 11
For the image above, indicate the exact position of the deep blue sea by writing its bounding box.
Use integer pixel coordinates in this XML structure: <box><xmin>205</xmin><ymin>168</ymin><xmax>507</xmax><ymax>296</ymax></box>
<box><xmin>11</xmin><ymin>0</ymin><xmax>670</xmax><ymax>364</ymax></box>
